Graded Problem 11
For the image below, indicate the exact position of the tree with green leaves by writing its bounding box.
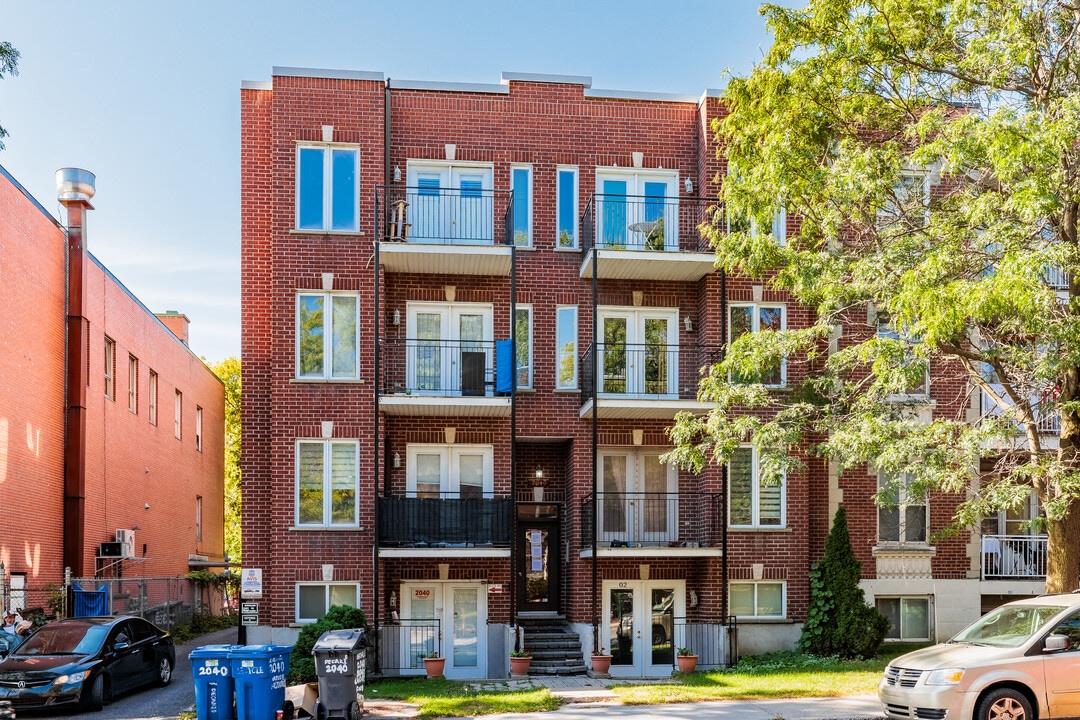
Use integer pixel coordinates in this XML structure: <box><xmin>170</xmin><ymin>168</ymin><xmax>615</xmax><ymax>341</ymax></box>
<box><xmin>667</xmin><ymin>0</ymin><xmax>1080</xmax><ymax>592</ymax></box>
<box><xmin>210</xmin><ymin>357</ymin><xmax>241</xmax><ymax>563</ymax></box>
<box><xmin>0</xmin><ymin>41</ymin><xmax>20</xmax><ymax>150</ymax></box>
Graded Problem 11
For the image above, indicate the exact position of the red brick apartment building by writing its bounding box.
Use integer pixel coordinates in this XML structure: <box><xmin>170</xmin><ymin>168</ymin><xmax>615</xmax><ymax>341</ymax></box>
<box><xmin>0</xmin><ymin>165</ymin><xmax>225</xmax><ymax>612</ymax></box>
<box><xmin>239</xmin><ymin>68</ymin><xmax>1042</xmax><ymax>678</ymax></box>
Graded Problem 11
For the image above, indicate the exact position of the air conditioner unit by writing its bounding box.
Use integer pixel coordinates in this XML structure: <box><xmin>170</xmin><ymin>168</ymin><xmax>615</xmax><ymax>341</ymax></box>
<box><xmin>115</xmin><ymin>529</ymin><xmax>136</xmax><ymax>559</ymax></box>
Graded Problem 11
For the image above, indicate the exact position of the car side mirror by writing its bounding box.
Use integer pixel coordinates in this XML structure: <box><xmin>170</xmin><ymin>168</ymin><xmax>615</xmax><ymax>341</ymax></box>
<box><xmin>113</xmin><ymin>641</ymin><xmax>129</xmax><ymax>651</ymax></box>
<box><xmin>1044</xmin><ymin>634</ymin><xmax>1070</xmax><ymax>652</ymax></box>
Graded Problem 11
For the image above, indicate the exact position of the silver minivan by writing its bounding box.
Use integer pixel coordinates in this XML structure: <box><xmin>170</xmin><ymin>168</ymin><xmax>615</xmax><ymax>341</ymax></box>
<box><xmin>880</xmin><ymin>594</ymin><xmax>1080</xmax><ymax>720</ymax></box>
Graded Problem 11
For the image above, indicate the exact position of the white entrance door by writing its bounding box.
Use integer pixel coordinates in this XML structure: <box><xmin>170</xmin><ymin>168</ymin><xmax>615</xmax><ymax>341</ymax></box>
<box><xmin>401</xmin><ymin>583</ymin><xmax>488</xmax><ymax>679</ymax></box>
<box><xmin>603</xmin><ymin>580</ymin><xmax>685</xmax><ymax>677</ymax></box>
<box><xmin>407</xmin><ymin>164</ymin><xmax>493</xmax><ymax>244</ymax></box>
<box><xmin>598</xmin><ymin>310</ymin><xmax>677</xmax><ymax>397</ymax></box>
<box><xmin>598</xmin><ymin>451</ymin><xmax>678</xmax><ymax>544</ymax></box>
<box><xmin>407</xmin><ymin>304</ymin><xmax>492</xmax><ymax>395</ymax></box>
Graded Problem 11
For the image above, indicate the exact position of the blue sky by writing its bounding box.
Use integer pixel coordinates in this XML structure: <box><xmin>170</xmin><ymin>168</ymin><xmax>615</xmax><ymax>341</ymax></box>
<box><xmin>2</xmin><ymin>1</ymin><xmax>777</xmax><ymax>362</ymax></box>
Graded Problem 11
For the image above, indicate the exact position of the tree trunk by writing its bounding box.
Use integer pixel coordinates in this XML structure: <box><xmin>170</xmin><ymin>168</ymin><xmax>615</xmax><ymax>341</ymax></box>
<box><xmin>1049</xmin><ymin>404</ymin><xmax>1080</xmax><ymax>593</ymax></box>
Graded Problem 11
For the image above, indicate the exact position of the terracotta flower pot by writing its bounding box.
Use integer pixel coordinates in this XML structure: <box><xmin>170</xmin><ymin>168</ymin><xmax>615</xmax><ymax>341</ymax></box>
<box><xmin>677</xmin><ymin>654</ymin><xmax>698</xmax><ymax>672</ymax></box>
<box><xmin>424</xmin><ymin>657</ymin><xmax>446</xmax><ymax>678</ymax></box>
<box><xmin>510</xmin><ymin>655</ymin><xmax>532</xmax><ymax>675</ymax></box>
<box><xmin>591</xmin><ymin>654</ymin><xmax>612</xmax><ymax>674</ymax></box>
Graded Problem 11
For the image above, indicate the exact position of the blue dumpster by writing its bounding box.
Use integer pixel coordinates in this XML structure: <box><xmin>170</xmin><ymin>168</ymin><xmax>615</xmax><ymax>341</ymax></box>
<box><xmin>190</xmin><ymin>644</ymin><xmax>241</xmax><ymax>720</ymax></box>
<box><xmin>229</xmin><ymin>645</ymin><xmax>290</xmax><ymax>720</ymax></box>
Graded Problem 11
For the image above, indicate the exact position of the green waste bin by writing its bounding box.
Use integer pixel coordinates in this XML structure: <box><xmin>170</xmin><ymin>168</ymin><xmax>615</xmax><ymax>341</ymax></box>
<box><xmin>312</xmin><ymin>629</ymin><xmax>367</xmax><ymax>720</ymax></box>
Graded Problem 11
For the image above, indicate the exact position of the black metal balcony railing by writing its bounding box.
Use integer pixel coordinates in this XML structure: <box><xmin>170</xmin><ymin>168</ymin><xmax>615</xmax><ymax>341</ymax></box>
<box><xmin>379</xmin><ymin>338</ymin><xmax>514</xmax><ymax>397</ymax></box>
<box><xmin>375</xmin><ymin>617</ymin><xmax>441</xmax><ymax>672</ymax></box>
<box><xmin>981</xmin><ymin>535</ymin><xmax>1047</xmax><ymax>579</ymax></box>
<box><xmin>580</xmin><ymin>492</ymin><xmax>722</xmax><ymax>547</ymax></box>
<box><xmin>376</xmin><ymin>185</ymin><xmax>514</xmax><ymax>246</ymax></box>
<box><xmin>377</xmin><ymin>496</ymin><xmax>512</xmax><ymax>547</ymax></box>
<box><xmin>581</xmin><ymin>195</ymin><xmax>715</xmax><ymax>256</ymax></box>
<box><xmin>580</xmin><ymin>343</ymin><xmax>724</xmax><ymax>400</ymax></box>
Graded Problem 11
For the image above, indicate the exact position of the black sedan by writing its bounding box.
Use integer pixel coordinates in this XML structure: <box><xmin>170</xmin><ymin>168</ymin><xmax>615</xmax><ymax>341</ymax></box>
<box><xmin>0</xmin><ymin>616</ymin><xmax>174</xmax><ymax>711</ymax></box>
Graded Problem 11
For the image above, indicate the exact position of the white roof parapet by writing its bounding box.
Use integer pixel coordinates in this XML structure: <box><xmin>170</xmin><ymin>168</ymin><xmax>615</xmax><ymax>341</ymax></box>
<box><xmin>585</xmin><ymin>87</ymin><xmax>700</xmax><ymax>104</ymax></box>
<box><xmin>392</xmin><ymin>78</ymin><xmax>508</xmax><ymax>94</ymax></box>
<box><xmin>500</xmin><ymin>72</ymin><xmax>592</xmax><ymax>88</ymax></box>
<box><xmin>272</xmin><ymin>67</ymin><xmax>385</xmax><ymax>82</ymax></box>
<box><xmin>241</xmin><ymin>80</ymin><xmax>273</xmax><ymax>91</ymax></box>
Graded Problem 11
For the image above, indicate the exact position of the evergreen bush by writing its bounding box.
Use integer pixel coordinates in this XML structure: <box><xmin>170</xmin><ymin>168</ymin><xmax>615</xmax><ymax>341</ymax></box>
<box><xmin>287</xmin><ymin>605</ymin><xmax>368</xmax><ymax>684</ymax></box>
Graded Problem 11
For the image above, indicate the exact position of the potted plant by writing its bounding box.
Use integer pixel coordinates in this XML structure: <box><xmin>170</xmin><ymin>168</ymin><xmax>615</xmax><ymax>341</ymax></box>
<box><xmin>509</xmin><ymin>648</ymin><xmax>532</xmax><ymax>675</ymax></box>
<box><xmin>590</xmin><ymin>647</ymin><xmax>612</xmax><ymax>674</ymax></box>
<box><xmin>423</xmin><ymin>650</ymin><xmax>445</xmax><ymax>678</ymax></box>
<box><xmin>676</xmin><ymin>646</ymin><xmax>698</xmax><ymax>673</ymax></box>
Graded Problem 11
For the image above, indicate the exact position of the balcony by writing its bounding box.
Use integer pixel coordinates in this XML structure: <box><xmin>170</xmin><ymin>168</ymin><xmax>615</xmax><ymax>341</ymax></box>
<box><xmin>981</xmin><ymin>535</ymin><xmax>1046</xmax><ymax>579</ymax></box>
<box><xmin>981</xmin><ymin>385</ymin><xmax>1060</xmax><ymax>436</ymax></box>
<box><xmin>377</xmin><ymin>495</ymin><xmax>512</xmax><ymax>557</ymax></box>
<box><xmin>379</xmin><ymin>338</ymin><xmax>513</xmax><ymax>417</ymax></box>
<box><xmin>580</xmin><ymin>195</ymin><xmax>717</xmax><ymax>281</ymax></box>
<box><xmin>580</xmin><ymin>492</ymin><xmax>723</xmax><ymax>557</ymax></box>
<box><xmin>579</xmin><ymin>343</ymin><xmax>720</xmax><ymax>419</ymax></box>
<box><xmin>376</xmin><ymin>185</ymin><xmax>514</xmax><ymax>276</ymax></box>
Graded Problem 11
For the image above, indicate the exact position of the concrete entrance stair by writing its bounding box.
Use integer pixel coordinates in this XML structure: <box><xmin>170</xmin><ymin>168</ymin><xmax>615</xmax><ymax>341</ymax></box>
<box><xmin>519</xmin><ymin>616</ymin><xmax>587</xmax><ymax>675</ymax></box>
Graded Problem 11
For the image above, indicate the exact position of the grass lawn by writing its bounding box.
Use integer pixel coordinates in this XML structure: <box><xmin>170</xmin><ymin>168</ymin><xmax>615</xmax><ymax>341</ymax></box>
<box><xmin>365</xmin><ymin>677</ymin><xmax>561</xmax><ymax>718</ymax></box>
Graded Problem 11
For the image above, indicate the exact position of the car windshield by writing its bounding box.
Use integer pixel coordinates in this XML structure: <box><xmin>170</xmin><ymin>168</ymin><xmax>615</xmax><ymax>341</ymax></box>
<box><xmin>952</xmin><ymin>604</ymin><xmax>1066</xmax><ymax>648</ymax></box>
<box><xmin>15</xmin><ymin>623</ymin><xmax>109</xmax><ymax>656</ymax></box>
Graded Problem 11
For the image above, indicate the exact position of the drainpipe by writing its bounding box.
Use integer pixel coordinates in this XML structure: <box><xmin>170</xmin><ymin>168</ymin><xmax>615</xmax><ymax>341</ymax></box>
<box><xmin>58</xmin><ymin>168</ymin><xmax>95</xmax><ymax>579</ymax></box>
<box><xmin>591</xmin><ymin>245</ymin><xmax>599</xmax><ymax>653</ymax></box>
<box><xmin>509</xmin><ymin>243</ymin><xmax>518</xmax><ymax>643</ymax></box>
<box><xmin>719</xmin><ymin>269</ymin><xmax>728</xmax><ymax>624</ymax></box>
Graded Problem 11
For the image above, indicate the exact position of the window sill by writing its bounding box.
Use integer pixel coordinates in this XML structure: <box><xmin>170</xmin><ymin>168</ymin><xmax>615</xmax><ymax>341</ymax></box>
<box><xmin>554</xmin><ymin>246</ymin><xmax>579</xmax><ymax>253</ymax></box>
<box><xmin>884</xmin><ymin>395</ymin><xmax>935</xmax><ymax>405</ymax></box>
<box><xmin>553</xmin><ymin>388</ymin><xmax>581</xmax><ymax>394</ymax></box>
<box><xmin>289</xmin><ymin>525</ymin><xmax>365</xmax><ymax>532</ymax></box>
<box><xmin>728</xmin><ymin>526</ymin><xmax>790</xmax><ymax>533</ymax></box>
<box><xmin>290</xmin><ymin>378</ymin><xmax>365</xmax><ymax>384</ymax></box>
<box><xmin>872</xmin><ymin>544</ymin><xmax>936</xmax><ymax>556</ymax></box>
<box><xmin>732</xmin><ymin>617</ymin><xmax>793</xmax><ymax>624</ymax></box>
<box><xmin>289</xmin><ymin>229</ymin><xmax>366</xmax><ymax>237</ymax></box>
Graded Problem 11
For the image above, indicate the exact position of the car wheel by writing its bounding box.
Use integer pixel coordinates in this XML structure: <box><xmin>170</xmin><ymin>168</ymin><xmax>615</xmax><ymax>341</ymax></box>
<box><xmin>977</xmin><ymin>687</ymin><xmax>1033</xmax><ymax>720</ymax></box>
<box><xmin>157</xmin><ymin>656</ymin><xmax>173</xmax><ymax>686</ymax></box>
<box><xmin>82</xmin><ymin>674</ymin><xmax>104</xmax><ymax>712</ymax></box>
<box><xmin>652</xmin><ymin>626</ymin><xmax>667</xmax><ymax>645</ymax></box>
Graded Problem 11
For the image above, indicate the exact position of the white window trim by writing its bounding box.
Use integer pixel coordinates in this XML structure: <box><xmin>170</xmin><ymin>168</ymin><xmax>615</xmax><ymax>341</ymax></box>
<box><xmin>594</xmin><ymin>168</ymin><xmax>680</xmax><ymax>252</ymax></box>
<box><xmin>128</xmin><ymin>355</ymin><xmax>138</xmax><ymax>413</ymax></box>
<box><xmin>877</xmin><ymin>471</ymin><xmax>929</xmax><ymax>546</ymax></box>
<box><xmin>728</xmin><ymin>303</ymin><xmax>787</xmax><ymax>387</ymax></box>
<box><xmin>556</xmin><ymin>306</ymin><xmax>579</xmax><ymax>390</ymax></box>
<box><xmin>295</xmin><ymin>582</ymin><xmax>361</xmax><ymax>624</ymax></box>
<box><xmin>295</xmin><ymin>439</ymin><xmax>361</xmax><ymax>527</ymax></box>
<box><xmin>294</xmin><ymin>143</ymin><xmax>360</xmax><ymax>233</ymax></box>
<box><xmin>876</xmin><ymin>595</ymin><xmax>932</xmax><ymax>642</ymax></box>
<box><xmin>104</xmin><ymin>337</ymin><xmax>115</xmax><ymax>400</ymax></box>
<box><xmin>729</xmin><ymin>580</ymin><xmax>786</xmax><ymax>619</ymax></box>
<box><xmin>174</xmin><ymin>390</ymin><xmax>182</xmax><ymax>440</ymax></box>
<box><xmin>556</xmin><ymin>166</ymin><xmax>579</xmax><ymax>249</ymax></box>
<box><xmin>597</xmin><ymin>306</ymin><xmax>679</xmax><ymax>397</ymax></box>
<box><xmin>511</xmin><ymin>164</ymin><xmax>533</xmax><ymax>248</ymax></box>
<box><xmin>195</xmin><ymin>495</ymin><xmax>203</xmax><ymax>542</ymax></box>
<box><xmin>876</xmin><ymin>321</ymin><xmax>929</xmax><ymax>400</ymax></box>
<box><xmin>405</xmin><ymin>444</ymin><xmax>494</xmax><ymax>498</ymax></box>
<box><xmin>728</xmin><ymin>446</ymin><xmax>787</xmax><ymax>529</ymax></box>
<box><xmin>148</xmin><ymin>370</ymin><xmax>158</xmax><ymax>425</ymax></box>
<box><xmin>515</xmin><ymin>304</ymin><xmax>533</xmax><ymax>390</ymax></box>
<box><xmin>296</xmin><ymin>292</ymin><xmax>361</xmax><ymax>381</ymax></box>
<box><xmin>195</xmin><ymin>406</ymin><xmax>203</xmax><ymax>452</ymax></box>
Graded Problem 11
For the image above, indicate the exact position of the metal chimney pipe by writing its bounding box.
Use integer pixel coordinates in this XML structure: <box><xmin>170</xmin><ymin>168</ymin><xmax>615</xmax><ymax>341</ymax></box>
<box><xmin>55</xmin><ymin>168</ymin><xmax>95</xmax><ymax>250</ymax></box>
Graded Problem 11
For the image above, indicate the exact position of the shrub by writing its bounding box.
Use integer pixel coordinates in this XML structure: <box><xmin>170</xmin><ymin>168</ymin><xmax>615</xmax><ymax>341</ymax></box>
<box><xmin>287</xmin><ymin>605</ymin><xmax>368</xmax><ymax>684</ymax></box>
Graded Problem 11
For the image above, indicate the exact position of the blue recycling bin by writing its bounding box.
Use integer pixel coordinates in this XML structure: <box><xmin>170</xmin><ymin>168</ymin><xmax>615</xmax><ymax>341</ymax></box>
<box><xmin>190</xmin><ymin>644</ymin><xmax>241</xmax><ymax>720</ymax></box>
<box><xmin>229</xmin><ymin>645</ymin><xmax>290</xmax><ymax>720</ymax></box>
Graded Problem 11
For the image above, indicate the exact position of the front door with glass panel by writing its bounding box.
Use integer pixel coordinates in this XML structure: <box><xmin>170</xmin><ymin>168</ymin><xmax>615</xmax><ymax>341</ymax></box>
<box><xmin>603</xmin><ymin>580</ymin><xmax>684</xmax><ymax>677</ymax></box>
<box><xmin>596</xmin><ymin>173</ymin><xmax>677</xmax><ymax>250</ymax></box>
<box><xmin>407</xmin><ymin>304</ymin><xmax>492</xmax><ymax>395</ymax></box>
<box><xmin>518</xmin><ymin>509</ymin><xmax>560</xmax><ymax>613</ymax></box>
<box><xmin>599</xmin><ymin>310</ymin><xmax>677</xmax><ymax>397</ymax></box>
<box><xmin>407</xmin><ymin>164</ymin><xmax>493</xmax><ymax>243</ymax></box>
<box><xmin>599</xmin><ymin>451</ymin><xmax>678</xmax><ymax>544</ymax></box>
<box><xmin>401</xmin><ymin>583</ymin><xmax>487</xmax><ymax>679</ymax></box>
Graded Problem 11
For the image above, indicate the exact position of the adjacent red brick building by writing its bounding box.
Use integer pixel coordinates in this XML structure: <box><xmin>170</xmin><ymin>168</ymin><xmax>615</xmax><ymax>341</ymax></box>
<box><xmin>0</xmin><ymin>164</ymin><xmax>225</xmax><ymax>613</ymax></box>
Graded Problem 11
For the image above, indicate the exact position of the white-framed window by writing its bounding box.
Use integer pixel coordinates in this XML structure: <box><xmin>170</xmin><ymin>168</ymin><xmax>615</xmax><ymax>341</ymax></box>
<box><xmin>148</xmin><ymin>370</ymin><xmax>158</xmax><ymax>425</ymax></box>
<box><xmin>195</xmin><ymin>495</ymin><xmax>203</xmax><ymax>542</ymax></box>
<box><xmin>598</xmin><ymin>307</ymin><xmax>678</xmax><ymax>396</ymax></box>
<box><xmin>104</xmin><ymin>337</ymin><xmax>115</xmax><ymax>400</ymax></box>
<box><xmin>556</xmin><ymin>306</ymin><xmax>578</xmax><ymax>390</ymax></box>
<box><xmin>515</xmin><ymin>305</ymin><xmax>533</xmax><ymax>390</ymax></box>
<box><xmin>557</xmin><ymin>167</ymin><xmax>578</xmax><ymax>248</ymax></box>
<box><xmin>878</xmin><ymin>471</ymin><xmax>927</xmax><ymax>544</ymax></box>
<box><xmin>295</xmin><ymin>144</ymin><xmax>359</xmax><ymax>232</ymax></box>
<box><xmin>730</xmin><ymin>581</ymin><xmax>785</xmax><ymax>618</ymax></box>
<box><xmin>771</xmin><ymin>208</ymin><xmax>787</xmax><ymax>246</ymax></box>
<box><xmin>511</xmin><ymin>165</ymin><xmax>532</xmax><ymax>247</ymax></box>
<box><xmin>880</xmin><ymin>171</ymin><xmax>929</xmax><ymax>229</ymax></box>
<box><xmin>876</xmin><ymin>596</ymin><xmax>931</xmax><ymax>641</ymax></box>
<box><xmin>728</xmin><ymin>446</ymin><xmax>785</xmax><ymax>528</ymax></box>
<box><xmin>195</xmin><ymin>406</ymin><xmax>203</xmax><ymax>452</ymax></box>
<box><xmin>174</xmin><ymin>390</ymin><xmax>182</xmax><ymax>440</ymax></box>
<box><xmin>876</xmin><ymin>317</ymin><xmax>928</xmax><ymax>397</ymax></box>
<box><xmin>406</xmin><ymin>162</ymin><xmax>494</xmax><ymax>243</ymax></box>
<box><xmin>406</xmin><ymin>444</ymin><xmax>493</xmax><ymax>498</ymax></box>
<box><xmin>595</xmin><ymin>169</ymin><xmax>678</xmax><ymax>250</ymax></box>
<box><xmin>598</xmin><ymin>450</ymin><xmax>678</xmax><ymax>542</ymax></box>
<box><xmin>128</xmin><ymin>355</ymin><xmax>138</xmax><ymax>413</ymax></box>
<box><xmin>407</xmin><ymin>302</ymin><xmax>493</xmax><ymax>394</ymax></box>
<box><xmin>297</xmin><ymin>293</ymin><xmax>359</xmax><ymax>380</ymax></box>
<box><xmin>296</xmin><ymin>583</ymin><xmax>360</xmax><ymax>623</ymax></box>
<box><xmin>729</xmin><ymin>303</ymin><xmax>786</xmax><ymax>386</ymax></box>
<box><xmin>296</xmin><ymin>439</ymin><xmax>359</xmax><ymax>526</ymax></box>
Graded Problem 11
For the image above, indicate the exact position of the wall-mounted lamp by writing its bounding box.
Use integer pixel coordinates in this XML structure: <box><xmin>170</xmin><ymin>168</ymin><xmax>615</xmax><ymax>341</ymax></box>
<box><xmin>144</xmin><ymin>503</ymin><xmax>150</xmax><ymax>510</ymax></box>
<box><xmin>684</xmin><ymin>316</ymin><xmax>694</xmax><ymax>332</ymax></box>
<box><xmin>132</xmin><ymin>525</ymin><xmax>141</xmax><ymax>531</ymax></box>
<box><xmin>392</xmin><ymin>309</ymin><xmax>400</xmax><ymax>326</ymax></box>
<box><xmin>393</xmin><ymin>165</ymin><xmax>402</xmax><ymax>183</ymax></box>
<box><xmin>393</xmin><ymin>453</ymin><xmax>401</xmax><ymax>468</ymax></box>
<box><xmin>535</xmin><ymin>466</ymin><xmax>544</xmax><ymax>480</ymax></box>
<box><xmin>684</xmin><ymin>178</ymin><xmax>693</xmax><ymax>194</ymax></box>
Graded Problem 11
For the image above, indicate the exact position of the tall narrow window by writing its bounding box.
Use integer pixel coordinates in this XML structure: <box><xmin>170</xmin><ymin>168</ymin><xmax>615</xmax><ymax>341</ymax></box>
<box><xmin>104</xmin><ymin>337</ymin><xmax>115</xmax><ymax>399</ymax></box>
<box><xmin>557</xmin><ymin>167</ymin><xmax>578</xmax><ymax>248</ymax></box>
<box><xmin>195</xmin><ymin>406</ymin><xmax>203</xmax><ymax>452</ymax></box>
<box><xmin>556</xmin><ymin>306</ymin><xmax>578</xmax><ymax>390</ymax></box>
<box><xmin>878</xmin><ymin>472</ymin><xmax>928</xmax><ymax>544</ymax></box>
<box><xmin>195</xmin><ymin>495</ymin><xmax>203</xmax><ymax>542</ymax></box>
<box><xmin>728</xmin><ymin>447</ymin><xmax>785</xmax><ymax>528</ymax></box>
<box><xmin>148</xmin><ymin>370</ymin><xmax>158</xmax><ymax>425</ymax></box>
<box><xmin>729</xmin><ymin>303</ymin><xmax>786</xmax><ymax>386</ymax></box>
<box><xmin>296</xmin><ymin>440</ymin><xmax>359</xmax><ymax>526</ymax></box>
<box><xmin>128</xmin><ymin>355</ymin><xmax>138</xmax><ymax>413</ymax></box>
<box><xmin>511</xmin><ymin>165</ymin><xmax>532</xmax><ymax>247</ymax></box>
<box><xmin>515</xmin><ymin>305</ymin><xmax>533</xmax><ymax>389</ymax></box>
<box><xmin>174</xmin><ymin>390</ymin><xmax>182</xmax><ymax>440</ymax></box>
<box><xmin>297</xmin><ymin>293</ymin><xmax>360</xmax><ymax>380</ymax></box>
<box><xmin>296</xmin><ymin>145</ymin><xmax>359</xmax><ymax>232</ymax></box>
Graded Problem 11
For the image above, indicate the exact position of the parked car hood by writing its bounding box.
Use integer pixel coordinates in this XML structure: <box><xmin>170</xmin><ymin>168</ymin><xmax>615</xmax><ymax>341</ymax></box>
<box><xmin>890</xmin><ymin>642</ymin><xmax>1018</xmax><ymax>671</ymax></box>
<box><xmin>0</xmin><ymin>654</ymin><xmax>90</xmax><ymax>676</ymax></box>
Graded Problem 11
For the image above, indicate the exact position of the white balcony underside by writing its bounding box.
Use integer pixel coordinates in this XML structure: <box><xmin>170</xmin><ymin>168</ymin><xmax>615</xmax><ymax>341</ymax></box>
<box><xmin>579</xmin><ymin>547</ymin><xmax>723</xmax><ymax>558</ymax></box>
<box><xmin>379</xmin><ymin>547</ymin><xmax>511</xmax><ymax>558</ymax></box>
<box><xmin>379</xmin><ymin>395</ymin><xmax>512</xmax><ymax>417</ymax></box>
<box><xmin>579</xmin><ymin>249</ymin><xmax>718</xmax><ymax>282</ymax></box>
<box><xmin>379</xmin><ymin>242</ymin><xmax>513</xmax><ymax>276</ymax></box>
<box><xmin>580</xmin><ymin>397</ymin><xmax>715</xmax><ymax>420</ymax></box>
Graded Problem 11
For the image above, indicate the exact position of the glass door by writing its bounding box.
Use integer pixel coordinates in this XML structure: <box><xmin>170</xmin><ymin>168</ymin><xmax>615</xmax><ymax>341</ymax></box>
<box><xmin>599</xmin><ymin>451</ymin><xmax>677</xmax><ymax>544</ymax></box>
<box><xmin>603</xmin><ymin>580</ymin><xmax>684</xmax><ymax>677</ymax></box>
<box><xmin>447</xmin><ymin>587</ymin><xmax>482</xmax><ymax>678</ymax></box>
<box><xmin>450</xmin><ymin>168</ymin><xmax>491</xmax><ymax>243</ymax></box>
<box><xmin>599</xmin><ymin>310</ymin><xmax>677</xmax><ymax>398</ymax></box>
<box><xmin>407</xmin><ymin>304</ymin><xmax>492</xmax><ymax>396</ymax></box>
<box><xmin>519</xmin><ymin>519</ymin><xmax>560</xmax><ymax>613</ymax></box>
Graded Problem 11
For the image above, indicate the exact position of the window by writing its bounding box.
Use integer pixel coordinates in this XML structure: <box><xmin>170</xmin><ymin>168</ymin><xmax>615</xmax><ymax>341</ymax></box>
<box><xmin>8</xmin><ymin>574</ymin><xmax>26</xmax><ymax>618</ymax></box>
<box><xmin>598</xmin><ymin>308</ymin><xmax>678</xmax><ymax>396</ymax></box>
<box><xmin>730</xmin><ymin>581</ymin><xmax>785</xmax><ymax>618</ymax></box>
<box><xmin>297</xmin><ymin>583</ymin><xmax>359</xmax><ymax>623</ymax></box>
<box><xmin>511</xmin><ymin>165</ymin><xmax>532</xmax><ymax>247</ymax></box>
<box><xmin>771</xmin><ymin>208</ymin><xmax>787</xmax><ymax>246</ymax></box>
<box><xmin>598</xmin><ymin>450</ymin><xmax>678</xmax><ymax>542</ymax></box>
<box><xmin>729</xmin><ymin>303</ymin><xmax>786</xmax><ymax>386</ymax></box>
<box><xmin>195</xmin><ymin>495</ymin><xmax>203</xmax><ymax>542</ymax></box>
<box><xmin>296</xmin><ymin>145</ymin><xmax>359</xmax><ymax>232</ymax></box>
<box><xmin>878</xmin><ymin>472</ymin><xmax>927</xmax><ymax>544</ymax></box>
<box><xmin>515</xmin><ymin>305</ymin><xmax>532</xmax><ymax>389</ymax></box>
<box><xmin>195</xmin><ymin>406</ymin><xmax>203</xmax><ymax>452</ymax></box>
<box><xmin>728</xmin><ymin>447</ymin><xmax>785</xmax><ymax>528</ymax></box>
<box><xmin>407</xmin><ymin>162</ymin><xmax>494</xmax><ymax>243</ymax></box>
<box><xmin>876</xmin><ymin>597</ymin><xmax>931</xmax><ymax>641</ymax></box>
<box><xmin>104</xmin><ymin>337</ymin><xmax>115</xmax><ymax>399</ymax></box>
<box><xmin>297</xmin><ymin>293</ymin><xmax>359</xmax><ymax>380</ymax></box>
<box><xmin>876</xmin><ymin>318</ymin><xmax>928</xmax><ymax>397</ymax></box>
<box><xmin>406</xmin><ymin>445</ymin><xmax>493</xmax><ymax>498</ymax></box>
<box><xmin>556</xmin><ymin>306</ymin><xmax>578</xmax><ymax>390</ymax></box>
<box><xmin>174</xmin><ymin>390</ymin><xmax>182</xmax><ymax>440</ymax></box>
<box><xmin>880</xmin><ymin>172</ymin><xmax>928</xmax><ymax>229</ymax></box>
<box><xmin>557</xmin><ymin>167</ymin><xmax>578</xmax><ymax>248</ymax></box>
<box><xmin>406</xmin><ymin>303</ymin><xmax>493</xmax><ymax>394</ymax></box>
<box><xmin>148</xmin><ymin>370</ymin><xmax>158</xmax><ymax>425</ymax></box>
<box><xmin>595</xmin><ymin>170</ymin><xmax>677</xmax><ymax>250</ymax></box>
<box><xmin>296</xmin><ymin>440</ymin><xmax>359</xmax><ymax>526</ymax></box>
<box><xmin>128</xmin><ymin>355</ymin><xmax>138</xmax><ymax>413</ymax></box>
